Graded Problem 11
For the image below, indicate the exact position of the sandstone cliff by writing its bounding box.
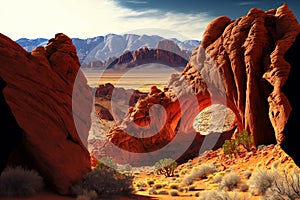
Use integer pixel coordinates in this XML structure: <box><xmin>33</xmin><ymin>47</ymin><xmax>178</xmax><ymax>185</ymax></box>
<box><xmin>0</xmin><ymin>33</ymin><xmax>92</xmax><ymax>194</ymax></box>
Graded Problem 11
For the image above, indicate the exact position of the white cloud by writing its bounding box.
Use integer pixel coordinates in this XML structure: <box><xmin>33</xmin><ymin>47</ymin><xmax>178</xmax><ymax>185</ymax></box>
<box><xmin>238</xmin><ymin>2</ymin><xmax>258</xmax><ymax>6</ymax></box>
<box><xmin>0</xmin><ymin>0</ymin><xmax>212</xmax><ymax>40</ymax></box>
<box><xmin>126</xmin><ymin>0</ymin><xmax>147</xmax><ymax>4</ymax></box>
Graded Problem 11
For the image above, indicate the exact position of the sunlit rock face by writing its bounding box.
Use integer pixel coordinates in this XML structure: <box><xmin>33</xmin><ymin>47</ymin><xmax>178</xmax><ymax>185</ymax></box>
<box><xmin>0</xmin><ymin>33</ymin><xmax>92</xmax><ymax>194</ymax></box>
<box><xmin>183</xmin><ymin>4</ymin><xmax>300</xmax><ymax>165</ymax></box>
<box><xmin>95</xmin><ymin>4</ymin><xmax>300</xmax><ymax>166</ymax></box>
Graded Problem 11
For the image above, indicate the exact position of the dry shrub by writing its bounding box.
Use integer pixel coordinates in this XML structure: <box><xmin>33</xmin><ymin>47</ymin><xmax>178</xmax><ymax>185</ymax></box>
<box><xmin>219</xmin><ymin>172</ymin><xmax>241</xmax><ymax>191</ymax></box>
<box><xmin>0</xmin><ymin>166</ymin><xmax>44</xmax><ymax>197</ymax></box>
<box><xmin>182</xmin><ymin>164</ymin><xmax>216</xmax><ymax>185</ymax></box>
<box><xmin>264</xmin><ymin>168</ymin><xmax>300</xmax><ymax>200</ymax></box>
<box><xmin>249</xmin><ymin>168</ymin><xmax>280</xmax><ymax>196</ymax></box>
<box><xmin>72</xmin><ymin>165</ymin><xmax>133</xmax><ymax>197</ymax></box>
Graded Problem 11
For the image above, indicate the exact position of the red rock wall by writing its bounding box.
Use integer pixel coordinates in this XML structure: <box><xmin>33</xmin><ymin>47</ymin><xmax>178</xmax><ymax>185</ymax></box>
<box><xmin>0</xmin><ymin>33</ymin><xmax>92</xmax><ymax>194</ymax></box>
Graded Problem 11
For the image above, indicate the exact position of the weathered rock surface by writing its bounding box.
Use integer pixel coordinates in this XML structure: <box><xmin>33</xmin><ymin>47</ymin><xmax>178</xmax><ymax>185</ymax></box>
<box><xmin>0</xmin><ymin>33</ymin><xmax>92</xmax><ymax>194</ymax></box>
<box><xmin>97</xmin><ymin>4</ymin><xmax>300</xmax><ymax>166</ymax></box>
<box><xmin>195</xmin><ymin>4</ymin><xmax>300</xmax><ymax>146</ymax></box>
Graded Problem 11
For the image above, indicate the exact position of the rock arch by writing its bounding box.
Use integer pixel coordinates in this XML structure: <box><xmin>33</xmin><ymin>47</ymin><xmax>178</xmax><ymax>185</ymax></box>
<box><xmin>104</xmin><ymin>4</ymin><xmax>300</xmax><ymax>166</ymax></box>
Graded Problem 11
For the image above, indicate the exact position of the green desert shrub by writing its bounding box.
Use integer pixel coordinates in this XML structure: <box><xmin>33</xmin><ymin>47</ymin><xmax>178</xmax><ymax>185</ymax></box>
<box><xmin>249</xmin><ymin>168</ymin><xmax>280</xmax><ymax>196</ymax></box>
<box><xmin>264</xmin><ymin>168</ymin><xmax>300</xmax><ymax>200</ymax></box>
<box><xmin>219</xmin><ymin>172</ymin><xmax>241</xmax><ymax>191</ymax></box>
<box><xmin>222</xmin><ymin>130</ymin><xmax>254</xmax><ymax>158</ymax></box>
<box><xmin>96</xmin><ymin>156</ymin><xmax>117</xmax><ymax>169</ymax></box>
<box><xmin>72</xmin><ymin>165</ymin><xmax>133</xmax><ymax>197</ymax></box>
<box><xmin>0</xmin><ymin>166</ymin><xmax>44</xmax><ymax>197</ymax></box>
<box><xmin>154</xmin><ymin>158</ymin><xmax>178</xmax><ymax>177</ymax></box>
<box><xmin>222</xmin><ymin>139</ymin><xmax>239</xmax><ymax>158</ymax></box>
<box><xmin>235</xmin><ymin>129</ymin><xmax>254</xmax><ymax>151</ymax></box>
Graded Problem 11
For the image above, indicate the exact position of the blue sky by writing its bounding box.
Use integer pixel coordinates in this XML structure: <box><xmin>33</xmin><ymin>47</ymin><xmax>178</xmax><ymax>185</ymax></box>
<box><xmin>116</xmin><ymin>0</ymin><xmax>300</xmax><ymax>20</ymax></box>
<box><xmin>0</xmin><ymin>0</ymin><xmax>299</xmax><ymax>40</ymax></box>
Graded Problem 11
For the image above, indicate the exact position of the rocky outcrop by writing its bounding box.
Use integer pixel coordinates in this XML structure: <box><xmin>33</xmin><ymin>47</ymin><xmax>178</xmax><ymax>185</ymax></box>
<box><xmin>94</xmin><ymin>83</ymin><xmax>147</xmax><ymax>123</ymax></box>
<box><xmin>195</xmin><ymin>4</ymin><xmax>300</xmax><ymax>146</ymax></box>
<box><xmin>98</xmin><ymin>4</ymin><xmax>300</xmax><ymax>166</ymax></box>
<box><xmin>83</xmin><ymin>40</ymin><xmax>190</xmax><ymax>69</ymax></box>
<box><xmin>109</xmin><ymin>41</ymin><xmax>190</xmax><ymax>69</ymax></box>
<box><xmin>0</xmin><ymin>33</ymin><xmax>92</xmax><ymax>194</ymax></box>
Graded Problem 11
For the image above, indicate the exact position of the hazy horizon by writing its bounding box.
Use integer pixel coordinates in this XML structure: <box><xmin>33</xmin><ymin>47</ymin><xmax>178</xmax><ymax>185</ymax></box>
<box><xmin>82</xmin><ymin>64</ymin><xmax>183</xmax><ymax>92</ymax></box>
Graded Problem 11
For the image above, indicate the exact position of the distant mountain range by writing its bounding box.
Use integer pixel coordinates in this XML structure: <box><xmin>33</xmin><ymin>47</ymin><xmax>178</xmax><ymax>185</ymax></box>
<box><xmin>16</xmin><ymin>34</ymin><xmax>200</xmax><ymax>68</ymax></box>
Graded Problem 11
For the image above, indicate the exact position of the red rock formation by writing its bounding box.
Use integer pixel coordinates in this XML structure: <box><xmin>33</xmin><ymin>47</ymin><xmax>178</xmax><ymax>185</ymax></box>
<box><xmin>112</xmin><ymin>43</ymin><xmax>189</xmax><ymax>69</ymax></box>
<box><xmin>98</xmin><ymin>4</ymin><xmax>300</xmax><ymax>166</ymax></box>
<box><xmin>0</xmin><ymin>33</ymin><xmax>92</xmax><ymax>194</ymax></box>
<box><xmin>95</xmin><ymin>83</ymin><xmax>115</xmax><ymax>99</ymax></box>
<box><xmin>196</xmin><ymin>4</ymin><xmax>300</xmax><ymax>146</ymax></box>
<box><xmin>85</xmin><ymin>40</ymin><xmax>190</xmax><ymax>69</ymax></box>
<box><xmin>94</xmin><ymin>83</ymin><xmax>147</xmax><ymax>124</ymax></box>
<box><xmin>95</xmin><ymin>83</ymin><xmax>147</xmax><ymax>106</ymax></box>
